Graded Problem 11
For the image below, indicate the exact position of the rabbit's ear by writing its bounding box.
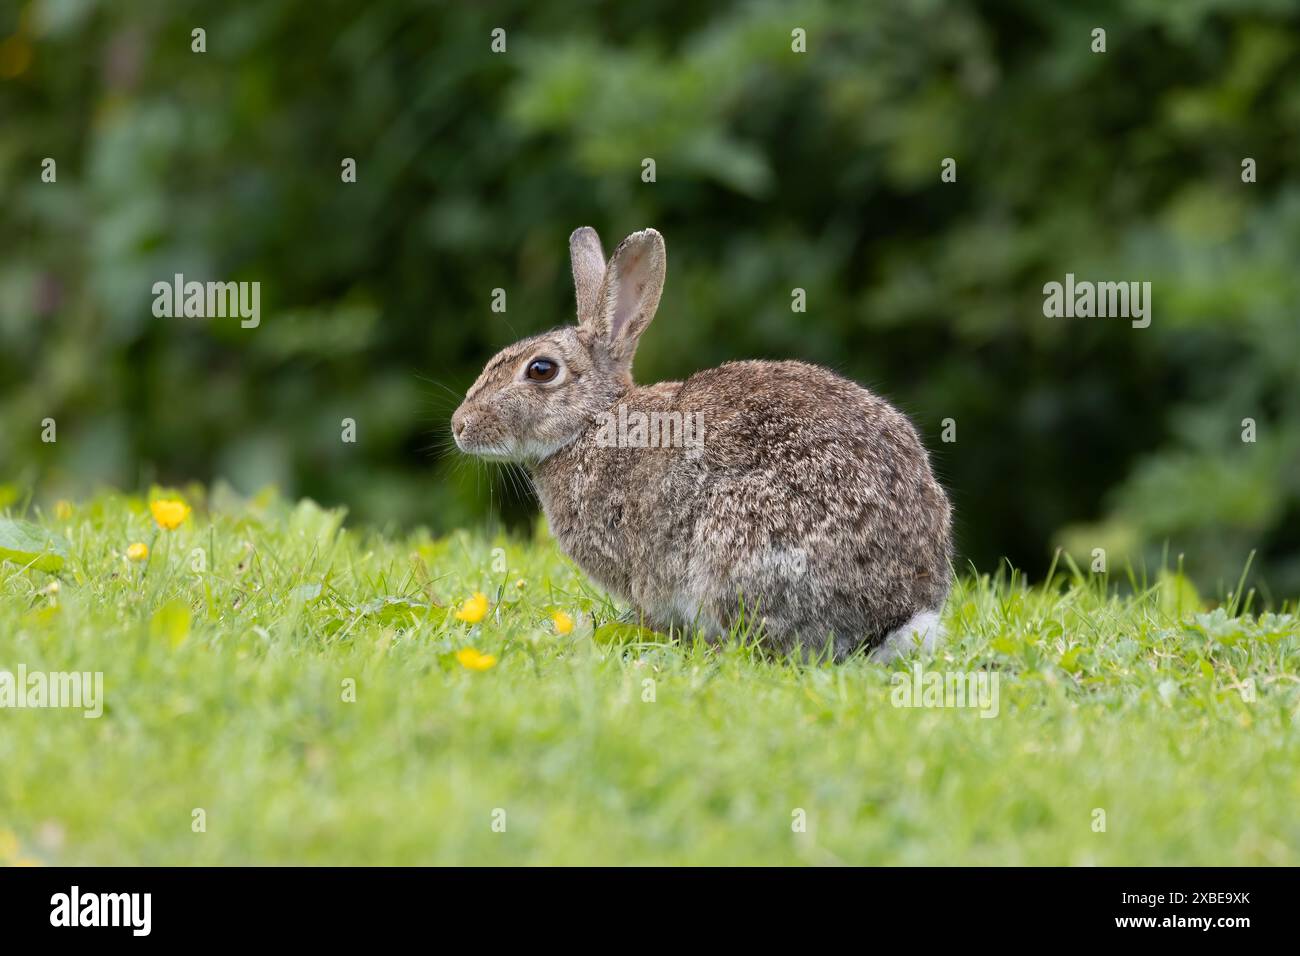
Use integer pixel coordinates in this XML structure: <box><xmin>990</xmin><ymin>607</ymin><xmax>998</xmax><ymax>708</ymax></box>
<box><xmin>570</xmin><ymin>227</ymin><xmax>606</xmax><ymax>326</ymax></box>
<box><xmin>592</xmin><ymin>228</ymin><xmax>666</xmax><ymax>362</ymax></box>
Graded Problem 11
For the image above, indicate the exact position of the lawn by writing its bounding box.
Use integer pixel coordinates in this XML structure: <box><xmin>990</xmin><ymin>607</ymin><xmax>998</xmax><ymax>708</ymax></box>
<box><xmin>1</xmin><ymin>487</ymin><xmax>1297</xmax><ymax>865</ymax></box>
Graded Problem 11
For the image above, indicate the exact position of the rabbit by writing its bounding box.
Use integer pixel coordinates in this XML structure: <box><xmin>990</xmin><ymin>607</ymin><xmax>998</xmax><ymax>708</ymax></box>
<box><xmin>451</xmin><ymin>226</ymin><xmax>953</xmax><ymax>662</ymax></box>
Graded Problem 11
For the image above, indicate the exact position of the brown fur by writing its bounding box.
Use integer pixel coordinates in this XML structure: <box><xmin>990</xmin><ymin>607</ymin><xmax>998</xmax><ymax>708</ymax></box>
<box><xmin>452</xmin><ymin>228</ymin><xmax>953</xmax><ymax>660</ymax></box>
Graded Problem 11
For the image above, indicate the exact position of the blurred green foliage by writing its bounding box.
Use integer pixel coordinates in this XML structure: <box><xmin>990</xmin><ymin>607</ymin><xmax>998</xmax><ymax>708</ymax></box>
<box><xmin>2</xmin><ymin>0</ymin><xmax>1299</xmax><ymax>595</ymax></box>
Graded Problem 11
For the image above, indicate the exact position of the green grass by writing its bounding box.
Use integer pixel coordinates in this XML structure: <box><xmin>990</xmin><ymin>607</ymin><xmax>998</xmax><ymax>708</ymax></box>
<box><xmin>1</xmin><ymin>487</ymin><xmax>1298</xmax><ymax>865</ymax></box>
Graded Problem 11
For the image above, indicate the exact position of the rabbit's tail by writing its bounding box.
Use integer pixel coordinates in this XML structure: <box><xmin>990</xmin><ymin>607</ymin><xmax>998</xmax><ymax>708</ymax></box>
<box><xmin>869</xmin><ymin>609</ymin><xmax>944</xmax><ymax>664</ymax></box>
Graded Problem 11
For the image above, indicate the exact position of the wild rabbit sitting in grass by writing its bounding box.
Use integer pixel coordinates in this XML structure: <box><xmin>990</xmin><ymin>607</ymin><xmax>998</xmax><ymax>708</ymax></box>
<box><xmin>452</xmin><ymin>227</ymin><xmax>953</xmax><ymax>661</ymax></box>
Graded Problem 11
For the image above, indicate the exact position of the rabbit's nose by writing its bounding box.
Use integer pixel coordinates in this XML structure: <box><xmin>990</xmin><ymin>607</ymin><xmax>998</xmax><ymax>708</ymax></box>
<box><xmin>452</xmin><ymin>411</ymin><xmax>470</xmax><ymax>438</ymax></box>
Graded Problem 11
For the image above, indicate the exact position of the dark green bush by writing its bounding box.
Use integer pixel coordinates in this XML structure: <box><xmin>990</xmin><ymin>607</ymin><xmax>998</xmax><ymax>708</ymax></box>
<box><xmin>2</xmin><ymin>1</ymin><xmax>1298</xmax><ymax>595</ymax></box>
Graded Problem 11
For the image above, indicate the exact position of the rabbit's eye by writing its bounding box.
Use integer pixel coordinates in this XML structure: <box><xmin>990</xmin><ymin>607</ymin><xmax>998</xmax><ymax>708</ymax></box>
<box><xmin>526</xmin><ymin>358</ymin><xmax>559</xmax><ymax>382</ymax></box>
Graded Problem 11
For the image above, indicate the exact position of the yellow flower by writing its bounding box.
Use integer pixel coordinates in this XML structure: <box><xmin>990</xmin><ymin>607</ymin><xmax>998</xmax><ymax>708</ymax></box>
<box><xmin>54</xmin><ymin>500</ymin><xmax>73</xmax><ymax>521</ymax></box>
<box><xmin>127</xmin><ymin>542</ymin><xmax>149</xmax><ymax>562</ymax></box>
<box><xmin>150</xmin><ymin>498</ymin><xmax>191</xmax><ymax>530</ymax></box>
<box><xmin>456</xmin><ymin>647</ymin><xmax>497</xmax><ymax>671</ymax></box>
<box><xmin>454</xmin><ymin>591</ymin><xmax>489</xmax><ymax>624</ymax></box>
<box><xmin>551</xmin><ymin>610</ymin><xmax>575</xmax><ymax>635</ymax></box>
